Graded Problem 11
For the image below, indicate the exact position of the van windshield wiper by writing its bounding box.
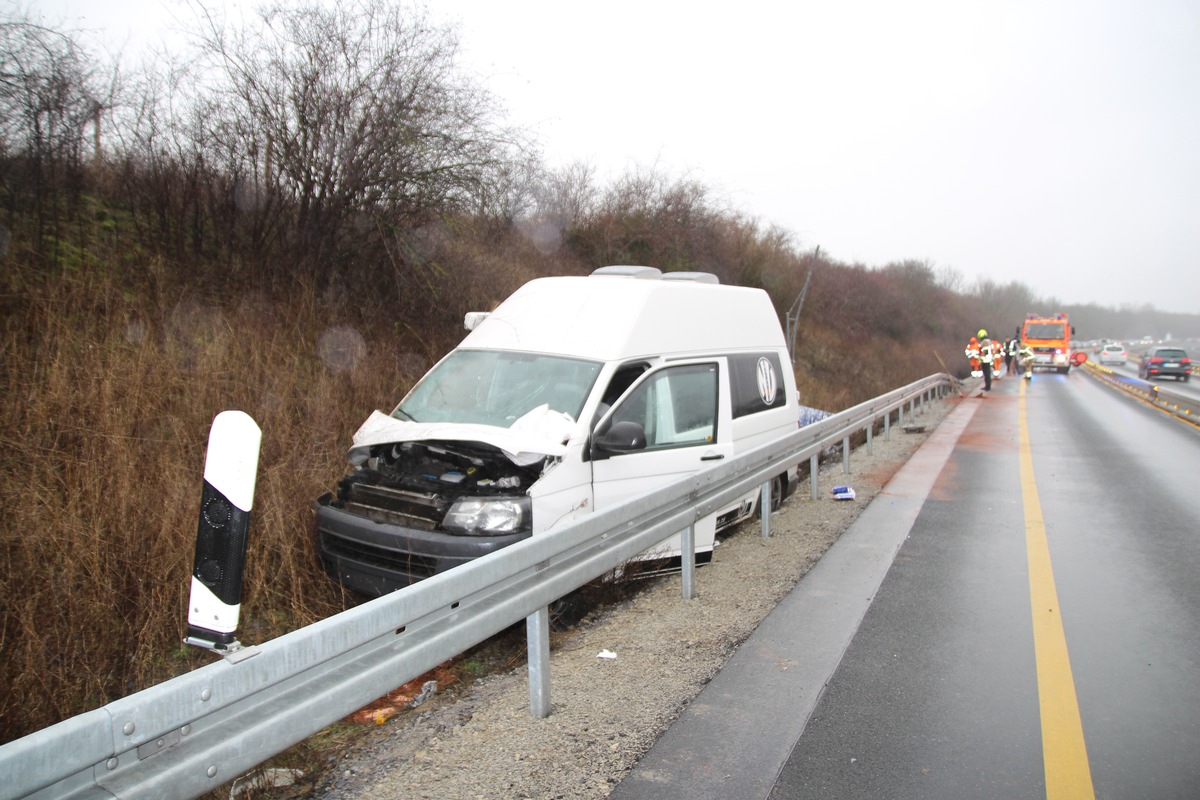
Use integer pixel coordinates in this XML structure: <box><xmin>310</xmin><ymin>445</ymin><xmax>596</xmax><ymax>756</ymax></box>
<box><xmin>392</xmin><ymin>408</ymin><xmax>417</xmax><ymax>422</ymax></box>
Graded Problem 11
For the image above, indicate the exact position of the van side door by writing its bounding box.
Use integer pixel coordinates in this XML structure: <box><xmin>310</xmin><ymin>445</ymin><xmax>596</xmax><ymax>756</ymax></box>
<box><xmin>589</xmin><ymin>359</ymin><xmax>733</xmax><ymax>558</ymax></box>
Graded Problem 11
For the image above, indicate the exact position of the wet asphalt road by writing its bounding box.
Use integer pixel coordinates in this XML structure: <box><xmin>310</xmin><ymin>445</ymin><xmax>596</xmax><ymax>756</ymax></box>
<box><xmin>614</xmin><ymin>370</ymin><xmax>1200</xmax><ymax>800</ymax></box>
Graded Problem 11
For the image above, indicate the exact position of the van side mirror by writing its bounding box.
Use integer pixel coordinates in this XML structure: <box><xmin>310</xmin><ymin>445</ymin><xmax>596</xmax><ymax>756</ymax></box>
<box><xmin>591</xmin><ymin>420</ymin><xmax>647</xmax><ymax>460</ymax></box>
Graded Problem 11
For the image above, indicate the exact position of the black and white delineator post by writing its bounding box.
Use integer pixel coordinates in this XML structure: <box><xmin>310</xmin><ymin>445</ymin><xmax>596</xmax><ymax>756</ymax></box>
<box><xmin>184</xmin><ymin>410</ymin><xmax>262</xmax><ymax>653</ymax></box>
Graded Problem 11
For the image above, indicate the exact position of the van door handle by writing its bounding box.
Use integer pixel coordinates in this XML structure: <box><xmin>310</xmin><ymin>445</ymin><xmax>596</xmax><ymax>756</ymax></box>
<box><xmin>700</xmin><ymin>454</ymin><xmax>725</xmax><ymax>461</ymax></box>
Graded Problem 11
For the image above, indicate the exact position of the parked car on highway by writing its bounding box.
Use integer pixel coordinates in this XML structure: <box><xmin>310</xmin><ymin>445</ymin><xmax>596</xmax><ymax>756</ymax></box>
<box><xmin>1139</xmin><ymin>346</ymin><xmax>1191</xmax><ymax>382</ymax></box>
<box><xmin>1097</xmin><ymin>344</ymin><xmax>1128</xmax><ymax>366</ymax></box>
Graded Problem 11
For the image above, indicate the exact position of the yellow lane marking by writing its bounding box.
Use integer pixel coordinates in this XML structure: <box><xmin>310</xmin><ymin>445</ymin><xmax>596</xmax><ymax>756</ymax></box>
<box><xmin>1019</xmin><ymin>379</ymin><xmax>1096</xmax><ymax>799</ymax></box>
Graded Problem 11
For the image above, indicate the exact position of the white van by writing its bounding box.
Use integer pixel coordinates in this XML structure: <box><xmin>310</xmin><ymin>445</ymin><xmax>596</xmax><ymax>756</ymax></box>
<box><xmin>314</xmin><ymin>266</ymin><xmax>800</xmax><ymax>595</ymax></box>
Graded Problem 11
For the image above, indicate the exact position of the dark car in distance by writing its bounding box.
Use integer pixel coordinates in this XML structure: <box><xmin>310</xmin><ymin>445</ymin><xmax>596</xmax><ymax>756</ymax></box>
<box><xmin>1139</xmin><ymin>346</ymin><xmax>1192</xmax><ymax>382</ymax></box>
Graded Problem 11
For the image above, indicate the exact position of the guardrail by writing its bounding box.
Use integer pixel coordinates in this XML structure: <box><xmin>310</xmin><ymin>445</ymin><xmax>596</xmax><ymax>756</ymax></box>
<box><xmin>1081</xmin><ymin>361</ymin><xmax>1199</xmax><ymax>427</ymax></box>
<box><xmin>1</xmin><ymin>374</ymin><xmax>954</xmax><ymax>800</ymax></box>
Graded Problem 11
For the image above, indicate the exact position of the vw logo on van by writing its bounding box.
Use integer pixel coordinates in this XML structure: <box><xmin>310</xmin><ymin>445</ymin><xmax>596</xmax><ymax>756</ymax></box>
<box><xmin>756</xmin><ymin>357</ymin><xmax>778</xmax><ymax>406</ymax></box>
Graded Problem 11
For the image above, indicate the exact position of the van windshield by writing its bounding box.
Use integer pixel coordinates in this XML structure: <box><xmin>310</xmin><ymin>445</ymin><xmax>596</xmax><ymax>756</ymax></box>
<box><xmin>394</xmin><ymin>350</ymin><xmax>603</xmax><ymax>427</ymax></box>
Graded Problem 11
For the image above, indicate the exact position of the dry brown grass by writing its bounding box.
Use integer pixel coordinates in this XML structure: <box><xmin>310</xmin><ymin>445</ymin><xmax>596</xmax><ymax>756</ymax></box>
<box><xmin>0</xmin><ymin>266</ymin><xmax>434</xmax><ymax>742</ymax></box>
<box><xmin>0</xmin><ymin>236</ymin><xmax>974</xmax><ymax>744</ymax></box>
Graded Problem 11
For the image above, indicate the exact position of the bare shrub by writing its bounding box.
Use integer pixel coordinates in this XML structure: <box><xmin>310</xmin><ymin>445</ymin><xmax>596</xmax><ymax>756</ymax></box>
<box><xmin>568</xmin><ymin>167</ymin><xmax>727</xmax><ymax>273</ymax></box>
<box><xmin>185</xmin><ymin>0</ymin><xmax>509</xmax><ymax>280</ymax></box>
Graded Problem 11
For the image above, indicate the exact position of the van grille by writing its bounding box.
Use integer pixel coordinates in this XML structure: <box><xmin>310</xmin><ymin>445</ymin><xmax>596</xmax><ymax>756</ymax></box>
<box><xmin>320</xmin><ymin>532</ymin><xmax>439</xmax><ymax>579</ymax></box>
<box><xmin>344</xmin><ymin>483</ymin><xmax>443</xmax><ymax>530</ymax></box>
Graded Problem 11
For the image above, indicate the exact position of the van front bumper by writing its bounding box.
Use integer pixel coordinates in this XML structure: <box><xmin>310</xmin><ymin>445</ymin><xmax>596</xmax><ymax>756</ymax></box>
<box><xmin>313</xmin><ymin>494</ymin><xmax>532</xmax><ymax>596</ymax></box>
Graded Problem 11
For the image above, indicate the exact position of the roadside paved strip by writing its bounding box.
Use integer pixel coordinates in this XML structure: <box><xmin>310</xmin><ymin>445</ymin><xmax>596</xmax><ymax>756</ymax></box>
<box><xmin>609</xmin><ymin>398</ymin><xmax>980</xmax><ymax>800</ymax></box>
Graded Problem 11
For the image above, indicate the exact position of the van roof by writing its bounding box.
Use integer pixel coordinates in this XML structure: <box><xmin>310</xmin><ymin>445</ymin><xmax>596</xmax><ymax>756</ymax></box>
<box><xmin>460</xmin><ymin>271</ymin><xmax>786</xmax><ymax>361</ymax></box>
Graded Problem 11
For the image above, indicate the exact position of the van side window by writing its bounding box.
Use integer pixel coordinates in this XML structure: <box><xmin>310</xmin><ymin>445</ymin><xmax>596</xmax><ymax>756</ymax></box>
<box><xmin>610</xmin><ymin>364</ymin><xmax>717</xmax><ymax>450</ymax></box>
<box><xmin>729</xmin><ymin>352</ymin><xmax>786</xmax><ymax>417</ymax></box>
<box><xmin>592</xmin><ymin>362</ymin><xmax>649</xmax><ymax>425</ymax></box>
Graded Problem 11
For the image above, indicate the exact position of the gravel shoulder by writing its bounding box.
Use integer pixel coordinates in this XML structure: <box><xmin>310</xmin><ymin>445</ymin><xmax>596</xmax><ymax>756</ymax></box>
<box><xmin>300</xmin><ymin>398</ymin><xmax>955</xmax><ymax>800</ymax></box>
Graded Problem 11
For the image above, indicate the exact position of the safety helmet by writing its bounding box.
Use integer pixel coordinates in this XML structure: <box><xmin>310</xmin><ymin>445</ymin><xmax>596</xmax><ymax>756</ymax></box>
<box><xmin>977</xmin><ymin>329</ymin><xmax>987</xmax><ymax>338</ymax></box>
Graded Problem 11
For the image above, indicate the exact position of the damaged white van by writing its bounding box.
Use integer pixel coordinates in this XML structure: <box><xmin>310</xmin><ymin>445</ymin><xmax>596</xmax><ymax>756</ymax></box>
<box><xmin>314</xmin><ymin>266</ymin><xmax>800</xmax><ymax>596</ymax></box>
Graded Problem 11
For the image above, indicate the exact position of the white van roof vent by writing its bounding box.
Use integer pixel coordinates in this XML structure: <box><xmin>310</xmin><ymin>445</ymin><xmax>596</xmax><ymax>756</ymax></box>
<box><xmin>590</xmin><ymin>266</ymin><xmax>662</xmax><ymax>279</ymax></box>
<box><xmin>464</xmin><ymin>311</ymin><xmax>490</xmax><ymax>331</ymax></box>
<box><xmin>661</xmin><ymin>271</ymin><xmax>720</xmax><ymax>284</ymax></box>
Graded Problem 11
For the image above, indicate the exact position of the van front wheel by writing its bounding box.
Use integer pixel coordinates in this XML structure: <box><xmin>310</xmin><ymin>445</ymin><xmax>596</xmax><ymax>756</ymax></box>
<box><xmin>759</xmin><ymin>473</ymin><xmax>785</xmax><ymax>519</ymax></box>
<box><xmin>549</xmin><ymin>590</ymin><xmax>587</xmax><ymax>631</ymax></box>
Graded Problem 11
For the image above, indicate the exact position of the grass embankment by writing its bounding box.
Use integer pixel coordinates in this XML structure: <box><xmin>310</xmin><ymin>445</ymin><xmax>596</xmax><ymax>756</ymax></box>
<box><xmin>0</xmin><ymin>267</ymin><xmax>431</xmax><ymax>742</ymax></box>
<box><xmin>0</xmin><ymin>252</ymin><xmax>964</xmax><ymax>744</ymax></box>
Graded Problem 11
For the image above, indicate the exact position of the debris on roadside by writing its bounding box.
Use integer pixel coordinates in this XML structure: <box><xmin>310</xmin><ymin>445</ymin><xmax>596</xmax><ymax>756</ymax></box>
<box><xmin>229</xmin><ymin>768</ymin><xmax>304</xmax><ymax>800</ymax></box>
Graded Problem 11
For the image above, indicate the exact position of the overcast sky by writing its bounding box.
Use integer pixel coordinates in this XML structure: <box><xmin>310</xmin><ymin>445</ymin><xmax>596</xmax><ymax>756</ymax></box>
<box><xmin>33</xmin><ymin>0</ymin><xmax>1200</xmax><ymax>314</ymax></box>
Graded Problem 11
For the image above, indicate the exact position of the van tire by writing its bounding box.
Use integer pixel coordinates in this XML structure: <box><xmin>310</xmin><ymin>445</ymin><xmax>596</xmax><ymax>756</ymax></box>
<box><xmin>549</xmin><ymin>591</ymin><xmax>587</xmax><ymax>631</ymax></box>
<box><xmin>759</xmin><ymin>473</ymin><xmax>785</xmax><ymax>519</ymax></box>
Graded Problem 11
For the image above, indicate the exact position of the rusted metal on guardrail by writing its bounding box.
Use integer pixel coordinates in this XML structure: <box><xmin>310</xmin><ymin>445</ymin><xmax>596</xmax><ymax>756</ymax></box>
<box><xmin>1080</xmin><ymin>360</ymin><xmax>1199</xmax><ymax>427</ymax></box>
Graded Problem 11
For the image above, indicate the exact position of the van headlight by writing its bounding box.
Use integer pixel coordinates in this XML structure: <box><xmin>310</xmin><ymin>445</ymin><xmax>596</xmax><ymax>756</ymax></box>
<box><xmin>443</xmin><ymin>497</ymin><xmax>531</xmax><ymax>536</ymax></box>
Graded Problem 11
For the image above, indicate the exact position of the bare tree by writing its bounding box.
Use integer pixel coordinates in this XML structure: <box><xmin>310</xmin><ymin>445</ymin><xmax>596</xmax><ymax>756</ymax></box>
<box><xmin>473</xmin><ymin>146</ymin><xmax>545</xmax><ymax>237</ymax></box>
<box><xmin>973</xmin><ymin>277</ymin><xmax>1038</xmax><ymax>321</ymax></box>
<box><xmin>577</xmin><ymin>166</ymin><xmax>726</xmax><ymax>272</ymax></box>
<box><xmin>0</xmin><ymin>8</ymin><xmax>108</xmax><ymax>256</ymax></box>
<box><xmin>189</xmin><ymin>0</ymin><xmax>509</xmax><ymax>276</ymax></box>
<box><xmin>541</xmin><ymin>161</ymin><xmax>597</xmax><ymax>228</ymax></box>
<box><xmin>501</xmin><ymin>159</ymin><xmax>597</xmax><ymax>255</ymax></box>
<box><xmin>934</xmin><ymin>263</ymin><xmax>967</xmax><ymax>294</ymax></box>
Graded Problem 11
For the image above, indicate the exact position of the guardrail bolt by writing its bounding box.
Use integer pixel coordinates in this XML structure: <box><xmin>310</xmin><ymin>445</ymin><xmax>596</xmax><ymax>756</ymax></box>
<box><xmin>106</xmin><ymin>758</ymin><xmax>118</xmax><ymax>771</ymax></box>
<box><xmin>122</xmin><ymin>722</ymin><xmax>135</xmax><ymax>736</ymax></box>
<box><xmin>207</xmin><ymin>765</ymin><xmax>218</xmax><ymax>779</ymax></box>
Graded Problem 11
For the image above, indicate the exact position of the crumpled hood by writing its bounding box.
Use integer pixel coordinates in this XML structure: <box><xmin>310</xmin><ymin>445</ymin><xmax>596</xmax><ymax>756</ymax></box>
<box><xmin>349</xmin><ymin>405</ymin><xmax>576</xmax><ymax>467</ymax></box>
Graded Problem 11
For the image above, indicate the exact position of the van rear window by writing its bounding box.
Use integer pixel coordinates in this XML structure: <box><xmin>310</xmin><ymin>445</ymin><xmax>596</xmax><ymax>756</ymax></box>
<box><xmin>730</xmin><ymin>353</ymin><xmax>787</xmax><ymax>418</ymax></box>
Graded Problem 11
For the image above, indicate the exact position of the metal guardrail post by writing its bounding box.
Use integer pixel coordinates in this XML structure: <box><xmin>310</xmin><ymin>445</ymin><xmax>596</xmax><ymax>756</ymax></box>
<box><xmin>884</xmin><ymin>410</ymin><xmax>891</xmax><ymax>440</ymax></box>
<box><xmin>842</xmin><ymin>436</ymin><xmax>851</xmax><ymax>474</ymax></box>
<box><xmin>809</xmin><ymin>453</ymin><xmax>819</xmax><ymax>500</ymax></box>
<box><xmin>866</xmin><ymin>422</ymin><xmax>873</xmax><ymax>456</ymax></box>
<box><xmin>527</xmin><ymin>609</ymin><xmax>551</xmax><ymax>718</ymax></box>
<box><xmin>760</xmin><ymin>481</ymin><xmax>772</xmax><ymax>538</ymax></box>
<box><xmin>681</xmin><ymin>524</ymin><xmax>696</xmax><ymax>599</ymax></box>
